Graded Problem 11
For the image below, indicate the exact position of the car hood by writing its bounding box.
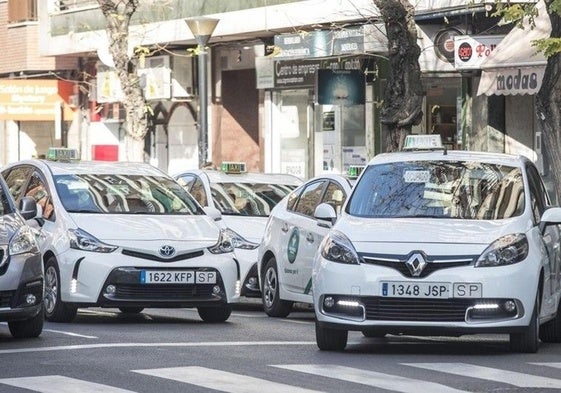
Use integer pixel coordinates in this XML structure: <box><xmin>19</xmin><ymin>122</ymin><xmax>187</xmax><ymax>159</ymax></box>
<box><xmin>336</xmin><ymin>215</ymin><xmax>531</xmax><ymax>246</ymax></box>
<box><xmin>221</xmin><ymin>215</ymin><xmax>268</xmax><ymax>243</ymax></box>
<box><xmin>69</xmin><ymin>214</ymin><xmax>220</xmax><ymax>242</ymax></box>
<box><xmin>0</xmin><ymin>214</ymin><xmax>18</xmax><ymax>244</ymax></box>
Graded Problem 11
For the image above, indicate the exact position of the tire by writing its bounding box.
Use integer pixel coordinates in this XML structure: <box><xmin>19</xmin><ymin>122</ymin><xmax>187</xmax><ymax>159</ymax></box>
<box><xmin>8</xmin><ymin>304</ymin><xmax>44</xmax><ymax>339</ymax></box>
<box><xmin>261</xmin><ymin>257</ymin><xmax>293</xmax><ymax>318</ymax></box>
<box><xmin>197</xmin><ymin>305</ymin><xmax>232</xmax><ymax>323</ymax></box>
<box><xmin>362</xmin><ymin>330</ymin><xmax>386</xmax><ymax>338</ymax></box>
<box><xmin>540</xmin><ymin>299</ymin><xmax>561</xmax><ymax>343</ymax></box>
<box><xmin>118</xmin><ymin>307</ymin><xmax>144</xmax><ymax>314</ymax></box>
<box><xmin>44</xmin><ymin>257</ymin><xmax>78</xmax><ymax>323</ymax></box>
<box><xmin>510</xmin><ymin>295</ymin><xmax>540</xmax><ymax>353</ymax></box>
<box><xmin>315</xmin><ymin>321</ymin><xmax>348</xmax><ymax>351</ymax></box>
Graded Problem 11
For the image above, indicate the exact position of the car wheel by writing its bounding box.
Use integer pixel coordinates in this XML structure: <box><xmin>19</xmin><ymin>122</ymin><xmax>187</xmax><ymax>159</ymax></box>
<box><xmin>362</xmin><ymin>330</ymin><xmax>386</xmax><ymax>338</ymax></box>
<box><xmin>262</xmin><ymin>257</ymin><xmax>293</xmax><ymax>317</ymax></box>
<box><xmin>510</xmin><ymin>295</ymin><xmax>540</xmax><ymax>353</ymax></box>
<box><xmin>197</xmin><ymin>305</ymin><xmax>232</xmax><ymax>323</ymax></box>
<box><xmin>539</xmin><ymin>298</ymin><xmax>561</xmax><ymax>342</ymax></box>
<box><xmin>315</xmin><ymin>320</ymin><xmax>348</xmax><ymax>351</ymax></box>
<box><xmin>118</xmin><ymin>307</ymin><xmax>144</xmax><ymax>314</ymax></box>
<box><xmin>8</xmin><ymin>303</ymin><xmax>44</xmax><ymax>339</ymax></box>
<box><xmin>44</xmin><ymin>257</ymin><xmax>78</xmax><ymax>323</ymax></box>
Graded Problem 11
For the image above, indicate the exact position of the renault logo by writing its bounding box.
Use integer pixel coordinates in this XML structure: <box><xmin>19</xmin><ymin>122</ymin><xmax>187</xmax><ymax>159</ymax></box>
<box><xmin>159</xmin><ymin>245</ymin><xmax>176</xmax><ymax>258</ymax></box>
<box><xmin>405</xmin><ymin>252</ymin><xmax>427</xmax><ymax>277</ymax></box>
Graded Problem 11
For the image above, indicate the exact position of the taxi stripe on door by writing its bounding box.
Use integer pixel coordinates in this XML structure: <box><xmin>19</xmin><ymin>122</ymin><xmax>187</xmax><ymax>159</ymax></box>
<box><xmin>274</xmin><ymin>364</ymin><xmax>469</xmax><ymax>393</ymax></box>
<box><xmin>133</xmin><ymin>366</ymin><xmax>324</xmax><ymax>393</ymax></box>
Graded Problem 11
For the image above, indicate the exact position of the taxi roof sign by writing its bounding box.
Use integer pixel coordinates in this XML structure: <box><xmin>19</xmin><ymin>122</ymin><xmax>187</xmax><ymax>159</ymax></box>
<box><xmin>402</xmin><ymin>134</ymin><xmax>444</xmax><ymax>151</ymax></box>
<box><xmin>46</xmin><ymin>147</ymin><xmax>79</xmax><ymax>161</ymax></box>
<box><xmin>348</xmin><ymin>165</ymin><xmax>365</xmax><ymax>179</ymax></box>
<box><xmin>220</xmin><ymin>161</ymin><xmax>247</xmax><ymax>174</ymax></box>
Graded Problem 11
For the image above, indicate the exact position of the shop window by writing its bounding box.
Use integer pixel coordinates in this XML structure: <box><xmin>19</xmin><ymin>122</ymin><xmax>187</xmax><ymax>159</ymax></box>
<box><xmin>8</xmin><ymin>0</ymin><xmax>37</xmax><ymax>23</ymax></box>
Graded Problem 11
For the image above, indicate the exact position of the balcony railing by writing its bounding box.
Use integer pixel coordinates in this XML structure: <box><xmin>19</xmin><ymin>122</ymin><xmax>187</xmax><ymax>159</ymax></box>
<box><xmin>8</xmin><ymin>0</ymin><xmax>37</xmax><ymax>23</ymax></box>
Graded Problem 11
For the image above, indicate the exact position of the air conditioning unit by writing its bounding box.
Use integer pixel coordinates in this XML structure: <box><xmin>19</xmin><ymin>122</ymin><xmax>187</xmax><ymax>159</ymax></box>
<box><xmin>137</xmin><ymin>55</ymin><xmax>171</xmax><ymax>100</ymax></box>
<box><xmin>170</xmin><ymin>52</ymin><xmax>194</xmax><ymax>99</ymax></box>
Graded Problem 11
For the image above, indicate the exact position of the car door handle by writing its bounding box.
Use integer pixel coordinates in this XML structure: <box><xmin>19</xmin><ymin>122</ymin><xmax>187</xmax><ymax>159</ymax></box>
<box><xmin>281</xmin><ymin>223</ymin><xmax>289</xmax><ymax>233</ymax></box>
<box><xmin>306</xmin><ymin>233</ymin><xmax>314</xmax><ymax>243</ymax></box>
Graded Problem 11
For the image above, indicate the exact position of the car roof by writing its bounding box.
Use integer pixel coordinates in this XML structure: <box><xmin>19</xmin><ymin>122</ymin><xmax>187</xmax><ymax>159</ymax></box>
<box><xmin>368</xmin><ymin>150</ymin><xmax>529</xmax><ymax>168</ymax></box>
<box><xmin>174</xmin><ymin>169</ymin><xmax>303</xmax><ymax>186</ymax></box>
<box><xmin>5</xmin><ymin>159</ymin><xmax>168</xmax><ymax>177</ymax></box>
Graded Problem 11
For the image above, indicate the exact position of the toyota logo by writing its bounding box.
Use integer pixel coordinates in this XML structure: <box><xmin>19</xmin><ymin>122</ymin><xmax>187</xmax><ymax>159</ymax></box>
<box><xmin>159</xmin><ymin>245</ymin><xmax>176</xmax><ymax>258</ymax></box>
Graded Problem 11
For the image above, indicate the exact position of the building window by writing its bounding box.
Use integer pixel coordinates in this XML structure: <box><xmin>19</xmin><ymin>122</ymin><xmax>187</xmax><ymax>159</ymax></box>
<box><xmin>8</xmin><ymin>0</ymin><xmax>37</xmax><ymax>23</ymax></box>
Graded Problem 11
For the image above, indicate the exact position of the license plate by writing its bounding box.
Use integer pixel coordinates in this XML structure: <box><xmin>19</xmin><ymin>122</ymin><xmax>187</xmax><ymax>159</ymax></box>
<box><xmin>140</xmin><ymin>270</ymin><xmax>217</xmax><ymax>284</ymax></box>
<box><xmin>381</xmin><ymin>281</ymin><xmax>482</xmax><ymax>299</ymax></box>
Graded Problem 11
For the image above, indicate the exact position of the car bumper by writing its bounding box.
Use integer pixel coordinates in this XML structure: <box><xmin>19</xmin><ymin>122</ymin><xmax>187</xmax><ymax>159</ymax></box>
<box><xmin>58</xmin><ymin>248</ymin><xmax>241</xmax><ymax>307</ymax></box>
<box><xmin>313</xmin><ymin>257</ymin><xmax>539</xmax><ymax>333</ymax></box>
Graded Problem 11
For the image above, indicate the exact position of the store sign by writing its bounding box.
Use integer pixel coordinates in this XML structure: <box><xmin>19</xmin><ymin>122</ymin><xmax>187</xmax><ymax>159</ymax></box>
<box><xmin>0</xmin><ymin>80</ymin><xmax>74</xmax><ymax>121</ymax></box>
<box><xmin>316</xmin><ymin>69</ymin><xmax>365</xmax><ymax>105</ymax></box>
<box><xmin>454</xmin><ymin>35</ymin><xmax>504</xmax><ymax>70</ymax></box>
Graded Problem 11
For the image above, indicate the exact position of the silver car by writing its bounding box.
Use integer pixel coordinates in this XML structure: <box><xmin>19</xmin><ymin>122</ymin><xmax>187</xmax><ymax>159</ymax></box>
<box><xmin>0</xmin><ymin>174</ymin><xmax>43</xmax><ymax>338</ymax></box>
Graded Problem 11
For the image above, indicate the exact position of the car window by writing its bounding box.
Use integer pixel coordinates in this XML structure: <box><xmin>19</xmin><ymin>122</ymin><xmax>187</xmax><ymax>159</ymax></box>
<box><xmin>25</xmin><ymin>173</ymin><xmax>55</xmax><ymax>220</ymax></box>
<box><xmin>0</xmin><ymin>179</ymin><xmax>13</xmax><ymax>215</ymax></box>
<box><xmin>54</xmin><ymin>174</ymin><xmax>204</xmax><ymax>215</ymax></box>
<box><xmin>293</xmin><ymin>180</ymin><xmax>325</xmax><ymax>217</ymax></box>
<box><xmin>348</xmin><ymin>161</ymin><xmax>525</xmax><ymax>220</ymax></box>
<box><xmin>322</xmin><ymin>181</ymin><xmax>347</xmax><ymax>215</ymax></box>
<box><xmin>2</xmin><ymin>166</ymin><xmax>33</xmax><ymax>201</ymax></box>
<box><xmin>176</xmin><ymin>175</ymin><xmax>208</xmax><ymax>207</ymax></box>
<box><xmin>526</xmin><ymin>164</ymin><xmax>549</xmax><ymax>224</ymax></box>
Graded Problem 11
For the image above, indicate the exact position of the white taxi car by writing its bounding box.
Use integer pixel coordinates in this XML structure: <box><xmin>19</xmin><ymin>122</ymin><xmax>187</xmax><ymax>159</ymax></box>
<box><xmin>1</xmin><ymin>149</ymin><xmax>240</xmax><ymax>323</ymax></box>
<box><xmin>313</xmin><ymin>136</ymin><xmax>561</xmax><ymax>352</ymax></box>
<box><xmin>257</xmin><ymin>173</ymin><xmax>353</xmax><ymax>317</ymax></box>
<box><xmin>173</xmin><ymin>163</ymin><xmax>302</xmax><ymax>298</ymax></box>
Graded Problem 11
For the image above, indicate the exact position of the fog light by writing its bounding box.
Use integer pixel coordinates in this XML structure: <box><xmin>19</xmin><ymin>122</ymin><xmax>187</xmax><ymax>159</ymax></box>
<box><xmin>324</xmin><ymin>296</ymin><xmax>335</xmax><ymax>308</ymax></box>
<box><xmin>105</xmin><ymin>284</ymin><xmax>116</xmax><ymax>295</ymax></box>
<box><xmin>248</xmin><ymin>277</ymin><xmax>257</xmax><ymax>286</ymax></box>
<box><xmin>213</xmin><ymin>285</ymin><xmax>222</xmax><ymax>294</ymax></box>
<box><xmin>25</xmin><ymin>294</ymin><xmax>36</xmax><ymax>305</ymax></box>
<box><xmin>503</xmin><ymin>300</ymin><xmax>516</xmax><ymax>312</ymax></box>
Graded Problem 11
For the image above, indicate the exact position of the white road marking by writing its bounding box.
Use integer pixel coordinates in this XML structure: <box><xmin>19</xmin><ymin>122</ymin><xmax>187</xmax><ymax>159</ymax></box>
<box><xmin>0</xmin><ymin>341</ymin><xmax>316</xmax><ymax>355</ymax></box>
<box><xmin>405</xmin><ymin>363</ymin><xmax>561</xmax><ymax>389</ymax></box>
<box><xmin>0</xmin><ymin>375</ymin><xmax>136</xmax><ymax>393</ymax></box>
<box><xmin>275</xmin><ymin>364</ymin><xmax>469</xmax><ymax>393</ymax></box>
<box><xmin>42</xmin><ymin>328</ymin><xmax>98</xmax><ymax>339</ymax></box>
<box><xmin>133</xmin><ymin>366</ymin><xmax>323</xmax><ymax>393</ymax></box>
<box><xmin>531</xmin><ymin>362</ymin><xmax>561</xmax><ymax>369</ymax></box>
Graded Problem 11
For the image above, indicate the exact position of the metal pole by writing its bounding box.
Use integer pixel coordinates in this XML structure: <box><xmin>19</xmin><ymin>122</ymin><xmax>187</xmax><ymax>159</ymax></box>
<box><xmin>198</xmin><ymin>46</ymin><xmax>208</xmax><ymax>168</ymax></box>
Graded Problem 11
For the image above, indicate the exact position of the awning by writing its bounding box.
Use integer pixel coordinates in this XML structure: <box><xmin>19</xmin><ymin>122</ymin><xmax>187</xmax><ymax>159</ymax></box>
<box><xmin>477</xmin><ymin>0</ymin><xmax>551</xmax><ymax>96</ymax></box>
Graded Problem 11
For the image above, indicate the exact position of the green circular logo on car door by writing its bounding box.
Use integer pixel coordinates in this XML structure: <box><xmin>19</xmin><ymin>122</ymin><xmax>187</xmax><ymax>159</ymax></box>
<box><xmin>287</xmin><ymin>228</ymin><xmax>299</xmax><ymax>263</ymax></box>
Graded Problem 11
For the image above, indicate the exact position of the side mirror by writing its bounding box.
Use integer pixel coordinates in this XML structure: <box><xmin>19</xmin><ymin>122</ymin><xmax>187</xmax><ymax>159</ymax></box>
<box><xmin>539</xmin><ymin>207</ymin><xmax>561</xmax><ymax>233</ymax></box>
<box><xmin>203</xmin><ymin>206</ymin><xmax>222</xmax><ymax>222</ymax></box>
<box><xmin>19</xmin><ymin>196</ymin><xmax>37</xmax><ymax>220</ymax></box>
<box><xmin>314</xmin><ymin>203</ymin><xmax>337</xmax><ymax>229</ymax></box>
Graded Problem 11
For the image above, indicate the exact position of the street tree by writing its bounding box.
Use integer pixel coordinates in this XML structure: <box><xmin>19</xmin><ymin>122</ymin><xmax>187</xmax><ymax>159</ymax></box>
<box><xmin>372</xmin><ymin>0</ymin><xmax>424</xmax><ymax>152</ymax></box>
<box><xmin>97</xmin><ymin>0</ymin><xmax>150</xmax><ymax>162</ymax></box>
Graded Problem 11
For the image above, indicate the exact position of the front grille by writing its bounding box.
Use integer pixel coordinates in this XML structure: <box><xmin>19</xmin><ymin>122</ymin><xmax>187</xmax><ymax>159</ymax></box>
<box><xmin>360</xmin><ymin>253</ymin><xmax>475</xmax><ymax>278</ymax></box>
<box><xmin>0</xmin><ymin>290</ymin><xmax>14</xmax><ymax>308</ymax></box>
<box><xmin>122</xmin><ymin>249</ymin><xmax>204</xmax><ymax>262</ymax></box>
<box><xmin>362</xmin><ymin>297</ymin><xmax>475</xmax><ymax>322</ymax></box>
<box><xmin>115</xmin><ymin>284</ymin><xmax>214</xmax><ymax>299</ymax></box>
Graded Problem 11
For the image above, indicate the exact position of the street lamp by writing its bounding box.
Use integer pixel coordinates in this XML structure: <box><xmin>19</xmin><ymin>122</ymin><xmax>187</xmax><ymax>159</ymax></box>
<box><xmin>185</xmin><ymin>17</ymin><xmax>219</xmax><ymax>168</ymax></box>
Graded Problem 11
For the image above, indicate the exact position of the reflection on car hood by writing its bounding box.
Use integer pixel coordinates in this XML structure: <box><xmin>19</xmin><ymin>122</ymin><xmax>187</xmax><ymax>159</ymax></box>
<box><xmin>221</xmin><ymin>216</ymin><xmax>268</xmax><ymax>243</ymax></box>
<box><xmin>337</xmin><ymin>215</ymin><xmax>530</xmax><ymax>245</ymax></box>
<box><xmin>69</xmin><ymin>214</ymin><xmax>220</xmax><ymax>242</ymax></box>
<box><xmin>0</xmin><ymin>214</ymin><xmax>20</xmax><ymax>244</ymax></box>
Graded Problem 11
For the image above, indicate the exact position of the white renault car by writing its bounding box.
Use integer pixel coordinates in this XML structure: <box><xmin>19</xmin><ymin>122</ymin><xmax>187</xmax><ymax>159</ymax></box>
<box><xmin>313</xmin><ymin>136</ymin><xmax>561</xmax><ymax>353</ymax></box>
<box><xmin>174</xmin><ymin>163</ymin><xmax>302</xmax><ymax>298</ymax></box>
<box><xmin>257</xmin><ymin>173</ymin><xmax>354</xmax><ymax>317</ymax></box>
<box><xmin>2</xmin><ymin>149</ymin><xmax>240</xmax><ymax>323</ymax></box>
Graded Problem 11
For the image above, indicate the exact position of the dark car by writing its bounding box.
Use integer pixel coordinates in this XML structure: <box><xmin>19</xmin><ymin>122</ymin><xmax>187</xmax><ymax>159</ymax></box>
<box><xmin>0</xmin><ymin>174</ymin><xmax>43</xmax><ymax>338</ymax></box>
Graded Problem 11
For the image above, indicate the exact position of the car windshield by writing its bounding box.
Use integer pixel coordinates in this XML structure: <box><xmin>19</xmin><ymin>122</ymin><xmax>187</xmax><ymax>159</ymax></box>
<box><xmin>54</xmin><ymin>174</ymin><xmax>204</xmax><ymax>215</ymax></box>
<box><xmin>210</xmin><ymin>182</ymin><xmax>296</xmax><ymax>217</ymax></box>
<box><xmin>347</xmin><ymin>160</ymin><xmax>525</xmax><ymax>220</ymax></box>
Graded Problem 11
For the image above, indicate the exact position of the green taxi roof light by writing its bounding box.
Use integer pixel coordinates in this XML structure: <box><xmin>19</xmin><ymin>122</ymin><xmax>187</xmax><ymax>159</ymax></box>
<box><xmin>220</xmin><ymin>161</ymin><xmax>247</xmax><ymax>174</ymax></box>
<box><xmin>348</xmin><ymin>165</ymin><xmax>365</xmax><ymax>179</ymax></box>
<box><xmin>402</xmin><ymin>135</ymin><xmax>444</xmax><ymax>151</ymax></box>
<box><xmin>46</xmin><ymin>147</ymin><xmax>79</xmax><ymax>161</ymax></box>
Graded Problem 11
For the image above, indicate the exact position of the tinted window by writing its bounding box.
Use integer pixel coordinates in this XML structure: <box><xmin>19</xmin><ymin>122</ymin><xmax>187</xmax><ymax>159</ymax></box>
<box><xmin>294</xmin><ymin>181</ymin><xmax>325</xmax><ymax>217</ymax></box>
<box><xmin>25</xmin><ymin>173</ymin><xmax>55</xmax><ymax>220</ymax></box>
<box><xmin>348</xmin><ymin>161</ymin><xmax>524</xmax><ymax>220</ymax></box>
<box><xmin>2</xmin><ymin>166</ymin><xmax>33</xmax><ymax>201</ymax></box>
<box><xmin>322</xmin><ymin>181</ymin><xmax>347</xmax><ymax>215</ymax></box>
<box><xmin>0</xmin><ymin>178</ymin><xmax>13</xmax><ymax>215</ymax></box>
<box><xmin>177</xmin><ymin>175</ymin><xmax>208</xmax><ymax>207</ymax></box>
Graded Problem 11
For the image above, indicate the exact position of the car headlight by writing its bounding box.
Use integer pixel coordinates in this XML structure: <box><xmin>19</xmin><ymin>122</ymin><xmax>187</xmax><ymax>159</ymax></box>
<box><xmin>68</xmin><ymin>228</ymin><xmax>117</xmax><ymax>253</ymax></box>
<box><xmin>222</xmin><ymin>228</ymin><xmax>258</xmax><ymax>250</ymax></box>
<box><xmin>475</xmin><ymin>233</ymin><xmax>528</xmax><ymax>267</ymax></box>
<box><xmin>319</xmin><ymin>230</ymin><xmax>360</xmax><ymax>265</ymax></box>
<box><xmin>208</xmin><ymin>229</ymin><xmax>235</xmax><ymax>254</ymax></box>
<box><xmin>9</xmin><ymin>227</ymin><xmax>38</xmax><ymax>255</ymax></box>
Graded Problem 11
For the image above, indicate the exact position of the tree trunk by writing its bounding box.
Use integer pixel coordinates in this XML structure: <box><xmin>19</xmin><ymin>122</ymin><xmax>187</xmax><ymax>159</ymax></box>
<box><xmin>373</xmin><ymin>0</ymin><xmax>424</xmax><ymax>152</ymax></box>
<box><xmin>98</xmin><ymin>0</ymin><xmax>150</xmax><ymax>162</ymax></box>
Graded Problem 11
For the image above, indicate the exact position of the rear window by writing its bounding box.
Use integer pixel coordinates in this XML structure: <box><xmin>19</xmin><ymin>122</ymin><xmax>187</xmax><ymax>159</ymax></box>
<box><xmin>347</xmin><ymin>160</ymin><xmax>524</xmax><ymax>220</ymax></box>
